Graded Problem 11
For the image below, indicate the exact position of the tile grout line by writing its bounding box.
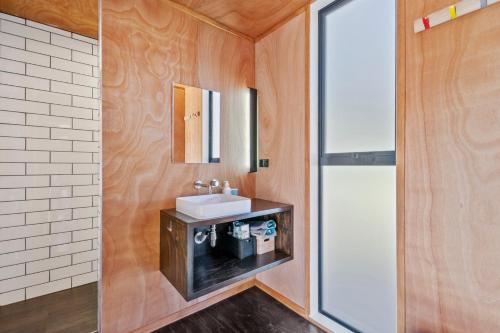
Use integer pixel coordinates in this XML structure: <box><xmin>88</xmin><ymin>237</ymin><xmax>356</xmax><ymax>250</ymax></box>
<box><xmin>0</xmin><ymin>17</ymin><xmax>99</xmax><ymax>303</ymax></box>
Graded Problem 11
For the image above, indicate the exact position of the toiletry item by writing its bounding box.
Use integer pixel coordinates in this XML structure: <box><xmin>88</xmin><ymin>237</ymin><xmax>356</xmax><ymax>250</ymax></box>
<box><xmin>240</xmin><ymin>224</ymin><xmax>250</xmax><ymax>239</ymax></box>
<box><xmin>233</xmin><ymin>221</ymin><xmax>241</xmax><ymax>238</ymax></box>
<box><xmin>223</xmin><ymin>180</ymin><xmax>232</xmax><ymax>195</ymax></box>
<box><xmin>232</xmin><ymin>221</ymin><xmax>249</xmax><ymax>240</ymax></box>
<box><xmin>250</xmin><ymin>220</ymin><xmax>276</xmax><ymax>230</ymax></box>
<box><xmin>251</xmin><ymin>227</ymin><xmax>276</xmax><ymax>237</ymax></box>
<box><xmin>249</xmin><ymin>219</ymin><xmax>277</xmax><ymax>238</ymax></box>
<box><xmin>230</xmin><ymin>188</ymin><xmax>239</xmax><ymax>196</ymax></box>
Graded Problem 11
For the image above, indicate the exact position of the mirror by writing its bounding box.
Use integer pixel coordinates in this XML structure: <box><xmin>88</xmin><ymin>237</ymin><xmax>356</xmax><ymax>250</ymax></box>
<box><xmin>172</xmin><ymin>83</ymin><xmax>221</xmax><ymax>164</ymax></box>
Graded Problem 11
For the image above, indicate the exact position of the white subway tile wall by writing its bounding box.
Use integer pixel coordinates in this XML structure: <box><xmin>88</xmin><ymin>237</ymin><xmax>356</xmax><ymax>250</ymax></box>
<box><xmin>0</xmin><ymin>13</ymin><xmax>100</xmax><ymax>305</ymax></box>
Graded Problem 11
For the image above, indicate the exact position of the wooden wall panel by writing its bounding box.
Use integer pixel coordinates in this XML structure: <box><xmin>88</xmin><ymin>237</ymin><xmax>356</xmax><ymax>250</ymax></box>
<box><xmin>0</xmin><ymin>0</ymin><xmax>98</xmax><ymax>38</ymax></box>
<box><xmin>255</xmin><ymin>13</ymin><xmax>307</xmax><ymax>310</ymax></box>
<box><xmin>102</xmin><ymin>0</ymin><xmax>255</xmax><ymax>332</ymax></box>
<box><xmin>171</xmin><ymin>0</ymin><xmax>307</xmax><ymax>39</ymax></box>
<box><xmin>405</xmin><ymin>1</ymin><xmax>500</xmax><ymax>332</ymax></box>
<box><xmin>173</xmin><ymin>86</ymin><xmax>186</xmax><ymax>163</ymax></box>
<box><xmin>396</xmin><ymin>1</ymin><xmax>406</xmax><ymax>331</ymax></box>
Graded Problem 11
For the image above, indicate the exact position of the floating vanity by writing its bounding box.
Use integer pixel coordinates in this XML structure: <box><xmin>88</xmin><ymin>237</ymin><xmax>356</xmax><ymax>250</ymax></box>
<box><xmin>160</xmin><ymin>198</ymin><xmax>293</xmax><ymax>301</ymax></box>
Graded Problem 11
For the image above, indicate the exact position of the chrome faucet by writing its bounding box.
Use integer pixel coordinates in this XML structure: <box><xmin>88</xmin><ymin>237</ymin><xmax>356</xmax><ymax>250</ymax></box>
<box><xmin>194</xmin><ymin>179</ymin><xmax>220</xmax><ymax>194</ymax></box>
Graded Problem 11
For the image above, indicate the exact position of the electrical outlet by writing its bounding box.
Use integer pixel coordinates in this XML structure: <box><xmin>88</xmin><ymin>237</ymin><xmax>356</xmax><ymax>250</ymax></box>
<box><xmin>259</xmin><ymin>159</ymin><xmax>269</xmax><ymax>168</ymax></box>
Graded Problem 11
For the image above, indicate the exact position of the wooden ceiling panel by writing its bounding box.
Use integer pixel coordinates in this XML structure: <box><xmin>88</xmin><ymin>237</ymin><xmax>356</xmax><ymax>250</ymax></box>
<box><xmin>0</xmin><ymin>0</ymin><xmax>98</xmax><ymax>38</ymax></box>
<box><xmin>170</xmin><ymin>0</ymin><xmax>308</xmax><ymax>39</ymax></box>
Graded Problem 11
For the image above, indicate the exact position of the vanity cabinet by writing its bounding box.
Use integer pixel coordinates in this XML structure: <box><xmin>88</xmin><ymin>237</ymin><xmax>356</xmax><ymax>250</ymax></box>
<box><xmin>160</xmin><ymin>199</ymin><xmax>293</xmax><ymax>301</ymax></box>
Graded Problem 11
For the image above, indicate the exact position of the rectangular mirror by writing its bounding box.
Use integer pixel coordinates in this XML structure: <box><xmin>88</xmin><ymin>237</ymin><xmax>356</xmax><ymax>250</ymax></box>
<box><xmin>172</xmin><ymin>83</ymin><xmax>221</xmax><ymax>164</ymax></box>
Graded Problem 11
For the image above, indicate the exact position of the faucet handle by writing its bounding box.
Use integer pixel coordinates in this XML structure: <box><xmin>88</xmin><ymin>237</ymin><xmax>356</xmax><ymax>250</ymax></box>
<box><xmin>194</xmin><ymin>180</ymin><xmax>204</xmax><ymax>190</ymax></box>
<box><xmin>209</xmin><ymin>179</ymin><xmax>220</xmax><ymax>188</ymax></box>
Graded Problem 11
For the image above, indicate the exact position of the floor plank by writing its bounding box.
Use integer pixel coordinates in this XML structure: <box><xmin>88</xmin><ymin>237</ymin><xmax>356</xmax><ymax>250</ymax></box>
<box><xmin>154</xmin><ymin>287</ymin><xmax>323</xmax><ymax>333</ymax></box>
<box><xmin>0</xmin><ymin>282</ymin><xmax>97</xmax><ymax>333</ymax></box>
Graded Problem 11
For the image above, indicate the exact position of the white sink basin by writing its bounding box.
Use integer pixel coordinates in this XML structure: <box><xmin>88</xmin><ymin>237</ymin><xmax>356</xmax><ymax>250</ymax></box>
<box><xmin>176</xmin><ymin>194</ymin><xmax>251</xmax><ymax>219</ymax></box>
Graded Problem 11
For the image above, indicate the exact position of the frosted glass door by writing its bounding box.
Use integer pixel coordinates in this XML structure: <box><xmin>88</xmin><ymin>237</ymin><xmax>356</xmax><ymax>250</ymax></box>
<box><xmin>321</xmin><ymin>166</ymin><xmax>396</xmax><ymax>332</ymax></box>
<box><xmin>321</xmin><ymin>0</ymin><xmax>395</xmax><ymax>154</ymax></box>
<box><xmin>318</xmin><ymin>0</ymin><xmax>396</xmax><ymax>332</ymax></box>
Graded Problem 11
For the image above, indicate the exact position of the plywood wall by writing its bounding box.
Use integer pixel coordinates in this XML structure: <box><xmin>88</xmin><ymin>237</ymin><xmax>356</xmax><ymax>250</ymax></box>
<box><xmin>170</xmin><ymin>0</ymin><xmax>307</xmax><ymax>39</ymax></box>
<box><xmin>0</xmin><ymin>0</ymin><xmax>98</xmax><ymax>38</ymax></box>
<box><xmin>255</xmin><ymin>13</ymin><xmax>307</xmax><ymax>310</ymax></box>
<box><xmin>405</xmin><ymin>1</ymin><xmax>500</xmax><ymax>331</ymax></box>
<box><xmin>173</xmin><ymin>86</ymin><xmax>186</xmax><ymax>163</ymax></box>
<box><xmin>101</xmin><ymin>0</ymin><xmax>255</xmax><ymax>332</ymax></box>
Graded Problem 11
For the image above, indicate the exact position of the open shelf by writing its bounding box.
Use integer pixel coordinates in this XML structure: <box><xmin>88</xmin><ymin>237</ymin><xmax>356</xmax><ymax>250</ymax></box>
<box><xmin>192</xmin><ymin>250</ymin><xmax>291</xmax><ymax>295</ymax></box>
<box><xmin>160</xmin><ymin>198</ymin><xmax>293</xmax><ymax>301</ymax></box>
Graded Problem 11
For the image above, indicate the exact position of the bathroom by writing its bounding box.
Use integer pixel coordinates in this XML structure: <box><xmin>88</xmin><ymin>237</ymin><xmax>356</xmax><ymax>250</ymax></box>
<box><xmin>0</xmin><ymin>0</ymin><xmax>499</xmax><ymax>332</ymax></box>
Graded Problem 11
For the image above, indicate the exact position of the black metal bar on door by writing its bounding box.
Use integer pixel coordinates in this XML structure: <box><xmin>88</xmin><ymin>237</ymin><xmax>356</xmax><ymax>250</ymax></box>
<box><xmin>321</xmin><ymin>151</ymin><xmax>396</xmax><ymax>166</ymax></box>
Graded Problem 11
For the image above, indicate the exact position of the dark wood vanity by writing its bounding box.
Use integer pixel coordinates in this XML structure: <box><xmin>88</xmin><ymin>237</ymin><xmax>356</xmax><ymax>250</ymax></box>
<box><xmin>160</xmin><ymin>199</ymin><xmax>293</xmax><ymax>301</ymax></box>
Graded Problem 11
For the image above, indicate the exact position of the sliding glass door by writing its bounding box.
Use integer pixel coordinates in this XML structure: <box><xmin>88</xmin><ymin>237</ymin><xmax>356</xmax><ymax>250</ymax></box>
<box><xmin>318</xmin><ymin>0</ymin><xmax>396</xmax><ymax>332</ymax></box>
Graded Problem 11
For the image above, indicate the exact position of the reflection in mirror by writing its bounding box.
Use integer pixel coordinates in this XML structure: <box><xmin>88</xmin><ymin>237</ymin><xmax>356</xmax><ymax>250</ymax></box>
<box><xmin>0</xmin><ymin>1</ymin><xmax>99</xmax><ymax>333</ymax></box>
<box><xmin>172</xmin><ymin>83</ymin><xmax>221</xmax><ymax>164</ymax></box>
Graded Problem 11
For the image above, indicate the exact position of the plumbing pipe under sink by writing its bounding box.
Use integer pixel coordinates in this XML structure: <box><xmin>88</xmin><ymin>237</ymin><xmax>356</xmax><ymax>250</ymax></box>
<box><xmin>193</xmin><ymin>224</ymin><xmax>217</xmax><ymax>247</ymax></box>
<box><xmin>209</xmin><ymin>224</ymin><xmax>217</xmax><ymax>247</ymax></box>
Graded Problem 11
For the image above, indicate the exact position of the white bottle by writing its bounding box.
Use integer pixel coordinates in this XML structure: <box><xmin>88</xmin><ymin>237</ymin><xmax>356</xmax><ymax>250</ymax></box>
<box><xmin>223</xmin><ymin>180</ymin><xmax>232</xmax><ymax>195</ymax></box>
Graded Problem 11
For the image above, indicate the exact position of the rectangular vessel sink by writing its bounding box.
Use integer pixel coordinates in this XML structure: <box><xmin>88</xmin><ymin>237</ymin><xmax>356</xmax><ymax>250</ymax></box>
<box><xmin>176</xmin><ymin>194</ymin><xmax>251</xmax><ymax>219</ymax></box>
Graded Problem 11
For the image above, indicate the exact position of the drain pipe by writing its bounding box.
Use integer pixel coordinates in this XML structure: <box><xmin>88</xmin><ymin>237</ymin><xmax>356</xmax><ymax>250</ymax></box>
<box><xmin>194</xmin><ymin>231</ymin><xmax>208</xmax><ymax>245</ymax></box>
<box><xmin>210</xmin><ymin>224</ymin><xmax>217</xmax><ymax>248</ymax></box>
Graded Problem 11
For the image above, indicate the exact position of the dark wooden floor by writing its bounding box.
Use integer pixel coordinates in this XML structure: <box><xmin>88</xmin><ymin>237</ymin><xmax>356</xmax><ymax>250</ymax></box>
<box><xmin>0</xmin><ymin>282</ymin><xmax>97</xmax><ymax>333</ymax></box>
<box><xmin>155</xmin><ymin>287</ymin><xmax>324</xmax><ymax>333</ymax></box>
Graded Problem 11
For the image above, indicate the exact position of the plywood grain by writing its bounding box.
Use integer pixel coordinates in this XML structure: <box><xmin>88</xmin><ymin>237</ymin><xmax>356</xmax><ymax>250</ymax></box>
<box><xmin>255</xmin><ymin>13</ymin><xmax>307</xmax><ymax>309</ymax></box>
<box><xmin>170</xmin><ymin>0</ymin><xmax>308</xmax><ymax>39</ymax></box>
<box><xmin>303</xmin><ymin>4</ymin><xmax>311</xmax><ymax>315</ymax></box>
<box><xmin>0</xmin><ymin>0</ymin><xmax>98</xmax><ymax>38</ymax></box>
<box><xmin>255</xmin><ymin>280</ymin><xmax>307</xmax><ymax>318</ymax></box>
<box><xmin>102</xmin><ymin>0</ymin><xmax>255</xmax><ymax>331</ymax></box>
<box><xmin>130</xmin><ymin>278</ymin><xmax>255</xmax><ymax>333</ymax></box>
<box><xmin>173</xmin><ymin>86</ymin><xmax>186</xmax><ymax>163</ymax></box>
<box><xmin>396</xmin><ymin>0</ymin><xmax>406</xmax><ymax>331</ymax></box>
<box><xmin>405</xmin><ymin>1</ymin><xmax>500</xmax><ymax>332</ymax></box>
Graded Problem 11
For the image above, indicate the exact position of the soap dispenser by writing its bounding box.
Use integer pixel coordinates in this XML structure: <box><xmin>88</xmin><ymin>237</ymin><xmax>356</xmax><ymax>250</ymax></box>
<box><xmin>222</xmin><ymin>181</ymin><xmax>232</xmax><ymax>195</ymax></box>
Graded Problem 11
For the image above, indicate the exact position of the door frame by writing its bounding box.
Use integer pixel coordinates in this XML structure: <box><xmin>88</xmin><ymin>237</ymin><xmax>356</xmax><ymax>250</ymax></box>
<box><xmin>308</xmin><ymin>0</ymin><xmax>406</xmax><ymax>331</ymax></box>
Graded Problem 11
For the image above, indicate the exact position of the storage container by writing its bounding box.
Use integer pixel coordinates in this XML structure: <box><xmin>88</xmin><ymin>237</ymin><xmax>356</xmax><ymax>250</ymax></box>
<box><xmin>223</xmin><ymin>234</ymin><xmax>255</xmax><ymax>259</ymax></box>
<box><xmin>254</xmin><ymin>234</ymin><xmax>275</xmax><ymax>255</ymax></box>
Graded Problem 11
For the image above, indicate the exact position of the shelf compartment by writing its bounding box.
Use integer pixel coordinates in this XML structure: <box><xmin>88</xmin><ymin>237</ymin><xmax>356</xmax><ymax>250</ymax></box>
<box><xmin>192</xmin><ymin>250</ymin><xmax>291</xmax><ymax>297</ymax></box>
